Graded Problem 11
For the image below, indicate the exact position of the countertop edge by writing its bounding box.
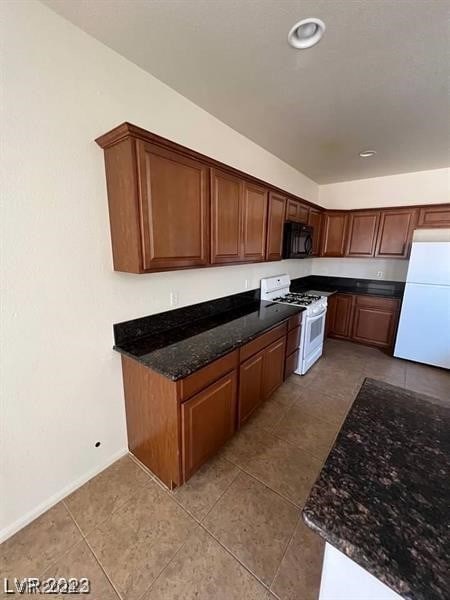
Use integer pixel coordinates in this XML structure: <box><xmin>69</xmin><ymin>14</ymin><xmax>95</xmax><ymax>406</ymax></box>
<box><xmin>114</xmin><ymin>305</ymin><xmax>304</xmax><ymax>381</ymax></box>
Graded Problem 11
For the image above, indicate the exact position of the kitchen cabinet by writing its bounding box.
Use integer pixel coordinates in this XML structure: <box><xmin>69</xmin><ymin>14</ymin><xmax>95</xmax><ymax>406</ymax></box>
<box><xmin>345</xmin><ymin>211</ymin><xmax>380</xmax><ymax>257</ymax></box>
<box><xmin>326</xmin><ymin>293</ymin><xmax>354</xmax><ymax>339</ymax></box>
<box><xmin>351</xmin><ymin>295</ymin><xmax>400</xmax><ymax>349</ymax></box>
<box><xmin>320</xmin><ymin>213</ymin><xmax>348</xmax><ymax>257</ymax></box>
<box><xmin>99</xmin><ymin>136</ymin><xmax>210</xmax><ymax>273</ymax></box>
<box><xmin>211</xmin><ymin>170</ymin><xmax>267</xmax><ymax>264</ymax></box>
<box><xmin>182</xmin><ymin>371</ymin><xmax>237</xmax><ymax>480</ymax></box>
<box><xmin>266</xmin><ymin>192</ymin><xmax>286</xmax><ymax>261</ymax></box>
<box><xmin>120</xmin><ymin>318</ymin><xmax>293</xmax><ymax>487</ymax></box>
<box><xmin>239</xmin><ymin>350</ymin><xmax>264</xmax><ymax>425</ymax></box>
<box><xmin>242</xmin><ymin>181</ymin><xmax>268</xmax><ymax>261</ymax></box>
<box><xmin>286</xmin><ymin>199</ymin><xmax>309</xmax><ymax>223</ymax></box>
<box><xmin>262</xmin><ymin>336</ymin><xmax>287</xmax><ymax>399</ymax></box>
<box><xmin>417</xmin><ymin>204</ymin><xmax>450</xmax><ymax>228</ymax></box>
<box><xmin>238</xmin><ymin>323</ymin><xmax>287</xmax><ymax>426</ymax></box>
<box><xmin>308</xmin><ymin>208</ymin><xmax>323</xmax><ymax>256</ymax></box>
<box><xmin>210</xmin><ymin>169</ymin><xmax>243</xmax><ymax>264</ymax></box>
<box><xmin>327</xmin><ymin>293</ymin><xmax>400</xmax><ymax>350</ymax></box>
<box><xmin>374</xmin><ymin>209</ymin><xmax>417</xmax><ymax>258</ymax></box>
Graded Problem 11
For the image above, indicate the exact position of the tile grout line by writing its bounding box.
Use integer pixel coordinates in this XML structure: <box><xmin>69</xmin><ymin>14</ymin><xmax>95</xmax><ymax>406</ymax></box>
<box><xmin>197</xmin><ymin>522</ymin><xmax>272</xmax><ymax>591</ymax></box>
<box><xmin>83</xmin><ymin>533</ymin><xmax>124</xmax><ymax>600</ymax></box>
<box><xmin>268</xmin><ymin>517</ymin><xmax>300</xmax><ymax>595</ymax></box>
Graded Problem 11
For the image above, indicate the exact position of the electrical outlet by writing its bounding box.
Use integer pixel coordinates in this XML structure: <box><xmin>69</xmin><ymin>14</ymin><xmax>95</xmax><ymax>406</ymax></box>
<box><xmin>170</xmin><ymin>291</ymin><xmax>179</xmax><ymax>307</ymax></box>
<box><xmin>244</xmin><ymin>279</ymin><xmax>250</xmax><ymax>290</ymax></box>
<box><xmin>376</xmin><ymin>271</ymin><xmax>383</xmax><ymax>279</ymax></box>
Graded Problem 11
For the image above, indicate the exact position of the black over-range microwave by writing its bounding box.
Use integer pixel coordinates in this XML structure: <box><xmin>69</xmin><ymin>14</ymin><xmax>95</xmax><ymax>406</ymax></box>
<box><xmin>282</xmin><ymin>221</ymin><xmax>313</xmax><ymax>259</ymax></box>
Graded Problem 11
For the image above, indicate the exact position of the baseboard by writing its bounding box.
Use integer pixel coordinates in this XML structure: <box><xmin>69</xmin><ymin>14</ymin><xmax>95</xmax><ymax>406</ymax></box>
<box><xmin>0</xmin><ymin>447</ymin><xmax>128</xmax><ymax>544</ymax></box>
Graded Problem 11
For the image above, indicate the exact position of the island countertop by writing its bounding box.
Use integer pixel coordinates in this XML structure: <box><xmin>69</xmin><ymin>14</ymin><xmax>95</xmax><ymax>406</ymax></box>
<box><xmin>303</xmin><ymin>377</ymin><xmax>450</xmax><ymax>600</ymax></box>
<box><xmin>114</xmin><ymin>299</ymin><xmax>303</xmax><ymax>380</ymax></box>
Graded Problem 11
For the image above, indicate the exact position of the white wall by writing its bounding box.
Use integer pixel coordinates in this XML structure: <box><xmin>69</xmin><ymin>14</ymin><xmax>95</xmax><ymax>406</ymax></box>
<box><xmin>320</xmin><ymin>168</ymin><xmax>450</xmax><ymax>210</ymax></box>
<box><xmin>310</xmin><ymin>258</ymin><xmax>408</xmax><ymax>282</ymax></box>
<box><xmin>0</xmin><ymin>0</ymin><xmax>319</xmax><ymax>541</ymax></box>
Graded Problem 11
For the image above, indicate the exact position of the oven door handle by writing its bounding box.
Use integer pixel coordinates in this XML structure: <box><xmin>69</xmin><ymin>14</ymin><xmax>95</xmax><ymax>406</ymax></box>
<box><xmin>306</xmin><ymin>308</ymin><xmax>326</xmax><ymax>321</ymax></box>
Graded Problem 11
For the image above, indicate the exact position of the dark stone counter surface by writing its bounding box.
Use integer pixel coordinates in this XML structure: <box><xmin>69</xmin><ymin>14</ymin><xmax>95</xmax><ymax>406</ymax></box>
<box><xmin>114</xmin><ymin>291</ymin><xmax>303</xmax><ymax>380</ymax></box>
<box><xmin>303</xmin><ymin>378</ymin><xmax>450</xmax><ymax>600</ymax></box>
<box><xmin>291</xmin><ymin>275</ymin><xmax>405</xmax><ymax>298</ymax></box>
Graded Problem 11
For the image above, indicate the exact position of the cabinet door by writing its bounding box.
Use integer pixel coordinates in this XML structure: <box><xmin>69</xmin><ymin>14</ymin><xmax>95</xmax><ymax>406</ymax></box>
<box><xmin>137</xmin><ymin>141</ymin><xmax>210</xmax><ymax>270</ymax></box>
<box><xmin>284</xmin><ymin>349</ymin><xmax>299</xmax><ymax>380</ymax></box>
<box><xmin>182</xmin><ymin>371</ymin><xmax>237</xmax><ymax>480</ymax></box>
<box><xmin>242</xmin><ymin>182</ymin><xmax>268</xmax><ymax>261</ymax></box>
<box><xmin>286</xmin><ymin>199</ymin><xmax>309</xmax><ymax>223</ymax></box>
<box><xmin>417</xmin><ymin>205</ymin><xmax>450</xmax><ymax>228</ymax></box>
<box><xmin>211</xmin><ymin>169</ymin><xmax>243</xmax><ymax>264</ymax></box>
<box><xmin>351</xmin><ymin>296</ymin><xmax>400</xmax><ymax>349</ymax></box>
<box><xmin>320</xmin><ymin>213</ymin><xmax>348</xmax><ymax>257</ymax></box>
<box><xmin>262</xmin><ymin>336</ymin><xmax>287</xmax><ymax>399</ymax></box>
<box><xmin>375</xmin><ymin>209</ymin><xmax>417</xmax><ymax>258</ymax></box>
<box><xmin>239</xmin><ymin>350</ymin><xmax>264</xmax><ymax>426</ymax></box>
<box><xmin>346</xmin><ymin>211</ymin><xmax>380</xmax><ymax>257</ymax></box>
<box><xmin>329</xmin><ymin>294</ymin><xmax>354</xmax><ymax>339</ymax></box>
<box><xmin>308</xmin><ymin>208</ymin><xmax>323</xmax><ymax>256</ymax></box>
<box><xmin>266</xmin><ymin>192</ymin><xmax>286</xmax><ymax>261</ymax></box>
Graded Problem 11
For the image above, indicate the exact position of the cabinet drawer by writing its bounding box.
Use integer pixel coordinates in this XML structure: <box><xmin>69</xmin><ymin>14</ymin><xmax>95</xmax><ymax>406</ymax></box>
<box><xmin>287</xmin><ymin>312</ymin><xmax>302</xmax><ymax>331</ymax></box>
<box><xmin>286</xmin><ymin>325</ymin><xmax>301</xmax><ymax>356</ymax></box>
<box><xmin>240</xmin><ymin>322</ymin><xmax>287</xmax><ymax>362</ymax></box>
<box><xmin>179</xmin><ymin>350</ymin><xmax>238</xmax><ymax>401</ymax></box>
<box><xmin>284</xmin><ymin>349</ymin><xmax>299</xmax><ymax>380</ymax></box>
<box><xmin>354</xmin><ymin>295</ymin><xmax>400</xmax><ymax>311</ymax></box>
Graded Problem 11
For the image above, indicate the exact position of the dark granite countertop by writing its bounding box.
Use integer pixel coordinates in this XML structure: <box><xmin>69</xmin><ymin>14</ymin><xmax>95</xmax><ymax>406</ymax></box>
<box><xmin>291</xmin><ymin>275</ymin><xmax>405</xmax><ymax>299</ymax></box>
<box><xmin>303</xmin><ymin>378</ymin><xmax>450</xmax><ymax>600</ymax></box>
<box><xmin>114</xmin><ymin>299</ymin><xmax>303</xmax><ymax>380</ymax></box>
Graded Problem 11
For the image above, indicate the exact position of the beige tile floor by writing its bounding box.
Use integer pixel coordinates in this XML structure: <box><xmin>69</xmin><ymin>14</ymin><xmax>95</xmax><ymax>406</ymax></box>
<box><xmin>2</xmin><ymin>340</ymin><xmax>449</xmax><ymax>600</ymax></box>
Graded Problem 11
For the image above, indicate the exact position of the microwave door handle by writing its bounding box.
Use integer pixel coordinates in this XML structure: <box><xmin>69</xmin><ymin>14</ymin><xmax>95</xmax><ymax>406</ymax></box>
<box><xmin>305</xmin><ymin>234</ymin><xmax>313</xmax><ymax>255</ymax></box>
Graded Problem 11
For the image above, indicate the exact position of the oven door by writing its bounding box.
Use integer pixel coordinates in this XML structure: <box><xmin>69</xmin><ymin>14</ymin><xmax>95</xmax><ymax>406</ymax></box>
<box><xmin>303</xmin><ymin>310</ymin><xmax>326</xmax><ymax>358</ymax></box>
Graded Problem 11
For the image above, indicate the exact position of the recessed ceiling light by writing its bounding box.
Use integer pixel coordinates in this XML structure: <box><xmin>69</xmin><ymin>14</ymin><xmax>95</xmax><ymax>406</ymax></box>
<box><xmin>287</xmin><ymin>18</ymin><xmax>325</xmax><ymax>49</ymax></box>
<box><xmin>359</xmin><ymin>150</ymin><xmax>377</xmax><ymax>158</ymax></box>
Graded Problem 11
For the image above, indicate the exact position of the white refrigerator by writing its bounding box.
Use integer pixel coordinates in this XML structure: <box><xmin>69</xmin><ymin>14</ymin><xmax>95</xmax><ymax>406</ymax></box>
<box><xmin>394</xmin><ymin>237</ymin><xmax>450</xmax><ymax>369</ymax></box>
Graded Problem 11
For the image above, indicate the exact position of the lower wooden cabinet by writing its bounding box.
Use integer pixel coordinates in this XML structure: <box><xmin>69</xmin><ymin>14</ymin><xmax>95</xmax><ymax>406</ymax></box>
<box><xmin>121</xmin><ymin>319</ymin><xmax>293</xmax><ymax>487</ymax></box>
<box><xmin>326</xmin><ymin>293</ymin><xmax>354</xmax><ymax>339</ymax></box>
<box><xmin>182</xmin><ymin>371</ymin><xmax>237</xmax><ymax>480</ymax></box>
<box><xmin>239</xmin><ymin>332</ymin><xmax>287</xmax><ymax>426</ymax></box>
<box><xmin>239</xmin><ymin>350</ymin><xmax>264</xmax><ymax>425</ymax></box>
<box><xmin>326</xmin><ymin>293</ymin><xmax>400</xmax><ymax>350</ymax></box>
<box><xmin>262</xmin><ymin>336</ymin><xmax>287</xmax><ymax>399</ymax></box>
<box><xmin>352</xmin><ymin>296</ymin><xmax>400</xmax><ymax>349</ymax></box>
<box><xmin>284</xmin><ymin>349</ymin><xmax>299</xmax><ymax>379</ymax></box>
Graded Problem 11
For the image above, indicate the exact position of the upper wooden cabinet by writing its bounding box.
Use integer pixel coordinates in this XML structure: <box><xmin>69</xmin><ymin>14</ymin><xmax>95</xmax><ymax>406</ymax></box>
<box><xmin>242</xmin><ymin>182</ymin><xmax>268</xmax><ymax>261</ymax></box>
<box><xmin>137</xmin><ymin>142</ymin><xmax>210</xmax><ymax>271</ymax></box>
<box><xmin>346</xmin><ymin>211</ymin><xmax>380</xmax><ymax>257</ymax></box>
<box><xmin>417</xmin><ymin>204</ymin><xmax>450</xmax><ymax>228</ymax></box>
<box><xmin>286</xmin><ymin>199</ymin><xmax>309</xmax><ymax>223</ymax></box>
<box><xmin>308</xmin><ymin>208</ymin><xmax>323</xmax><ymax>256</ymax></box>
<box><xmin>374</xmin><ymin>209</ymin><xmax>417</xmax><ymax>258</ymax></box>
<box><xmin>210</xmin><ymin>170</ymin><xmax>268</xmax><ymax>264</ymax></box>
<box><xmin>266</xmin><ymin>192</ymin><xmax>286</xmax><ymax>261</ymax></box>
<box><xmin>210</xmin><ymin>169</ymin><xmax>243</xmax><ymax>264</ymax></box>
<box><xmin>320</xmin><ymin>212</ymin><xmax>348</xmax><ymax>257</ymax></box>
<box><xmin>97</xmin><ymin>123</ymin><xmax>450</xmax><ymax>272</ymax></box>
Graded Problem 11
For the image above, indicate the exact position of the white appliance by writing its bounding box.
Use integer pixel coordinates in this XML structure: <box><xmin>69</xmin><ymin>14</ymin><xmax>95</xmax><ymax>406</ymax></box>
<box><xmin>260</xmin><ymin>275</ymin><xmax>327</xmax><ymax>374</ymax></box>
<box><xmin>394</xmin><ymin>235</ymin><xmax>450</xmax><ymax>369</ymax></box>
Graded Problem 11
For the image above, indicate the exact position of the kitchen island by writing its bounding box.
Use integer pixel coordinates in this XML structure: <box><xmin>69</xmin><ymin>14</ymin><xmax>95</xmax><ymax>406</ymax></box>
<box><xmin>303</xmin><ymin>377</ymin><xmax>449</xmax><ymax>600</ymax></box>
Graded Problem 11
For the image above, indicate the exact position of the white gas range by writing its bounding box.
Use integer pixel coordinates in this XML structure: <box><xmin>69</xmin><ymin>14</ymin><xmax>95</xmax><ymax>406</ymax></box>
<box><xmin>260</xmin><ymin>275</ymin><xmax>327</xmax><ymax>375</ymax></box>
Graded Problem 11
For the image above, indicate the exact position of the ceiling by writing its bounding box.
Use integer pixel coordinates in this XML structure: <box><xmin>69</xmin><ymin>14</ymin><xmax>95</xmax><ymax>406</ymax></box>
<box><xmin>43</xmin><ymin>0</ymin><xmax>450</xmax><ymax>184</ymax></box>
